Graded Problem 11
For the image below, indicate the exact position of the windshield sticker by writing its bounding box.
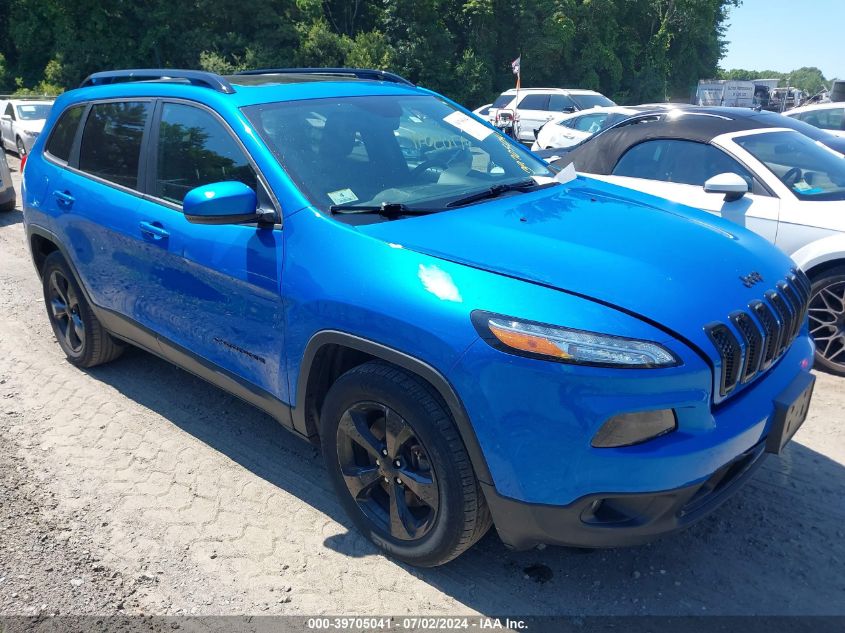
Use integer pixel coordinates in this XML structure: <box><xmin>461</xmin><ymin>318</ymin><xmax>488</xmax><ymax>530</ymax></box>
<box><xmin>19</xmin><ymin>105</ymin><xmax>36</xmax><ymax>112</ymax></box>
<box><xmin>443</xmin><ymin>111</ymin><xmax>493</xmax><ymax>141</ymax></box>
<box><xmin>327</xmin><ymin>188</ymin><xmax>359</xmax><ymax>205</ymax></box>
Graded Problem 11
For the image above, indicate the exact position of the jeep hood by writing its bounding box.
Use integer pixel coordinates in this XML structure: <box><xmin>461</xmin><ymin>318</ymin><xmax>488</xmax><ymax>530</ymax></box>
<box><xmin>358</xmin><ymin>177</ymin><xmax>799</xmax><ymax>353</ymax></box>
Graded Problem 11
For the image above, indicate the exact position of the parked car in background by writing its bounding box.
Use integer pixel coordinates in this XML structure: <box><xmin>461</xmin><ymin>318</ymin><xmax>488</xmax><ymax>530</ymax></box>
<box><xmin>554</xmin><ymin>107</ymin><xmax>845</xmax><ymax>375</ymax></box>
<box><xmin>23</xmin><ymin>68</ymin><xmax>814</xmax><ymax>566</ymax></box>
<box><xmin>785</xmin><ymin>102</ymin><xmax>845</xmax><ymax>138</ymax></box>
<box><xmin>1</xmin><ymin>98</ymin><xmax>54</xmax><ymax>155</ymax></box>
<box><xmin>489</xmin><ymin>87</ymin><xmax>615</xmax><ymax>142</ymax></box>
<box><xmin>0</xmin><ymin>149</ymin><xmax>15</xmax><ymax>211</ymax></box>
<box><xmin>531</xmin><ymin>104</ymin><xmax>683</xmax><ymax>150</ymax></box>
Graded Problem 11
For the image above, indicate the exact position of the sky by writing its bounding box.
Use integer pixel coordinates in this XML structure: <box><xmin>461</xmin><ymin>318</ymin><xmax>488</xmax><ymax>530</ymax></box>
<box><xmin>720</xmin><ymin>0</ymin><xmax>843</xmax><ymax>80</ymax></box>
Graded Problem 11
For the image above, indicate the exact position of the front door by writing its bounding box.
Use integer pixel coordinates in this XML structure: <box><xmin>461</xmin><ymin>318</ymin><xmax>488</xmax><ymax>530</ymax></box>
<box><xmin>139</xmin><ymin>100</ymin><xmax>286</xmax><ymax>400</ymax></box>
<box><xmin>596</xmin><ymin>138</ymin><xmax>780</xmax><ymax>243</ymax></box>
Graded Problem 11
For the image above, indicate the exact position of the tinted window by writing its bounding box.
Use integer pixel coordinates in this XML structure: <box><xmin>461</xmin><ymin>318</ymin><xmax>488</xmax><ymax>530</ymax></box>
<box><xmin>155</xmin><ymin>103</ymin><xmax>256</xmax><ymax>205</ymax></box>
<box><xmin>613</xmin><ymin>139</ymin><xmax>754</xmax><ymax>187</ymax></box>
<box><xmin>46</xmin><ymin>106</ymin><xmax>84</xmax><ymax>162</ymax></box>
<box><xmin>5</xmin><ymin>103</ymin><xmax>15</xmax><ymax>119</ymax></box>
<box><xmin>79</xmin><ymin>102</ymin><xmax>150</xmax><ymax>189</ymax></box>
<box><xmin>548</xmin><ymin>94</ymin><xmax>577</xmax><ymax>112</ymax></box>
<box><xmin>491</xmin><ymin>94</ymin><xmax>513</xmax><ymax>109</ymax></box>
<box><xmin>570</xmin><ymin>94</ymin><xmax>615</xmax><ymax>109</ymax></box>
<box><xmin>517</xmin><ymin>94</ymin><xmax>549</xmax><ymax>110</ymax></box>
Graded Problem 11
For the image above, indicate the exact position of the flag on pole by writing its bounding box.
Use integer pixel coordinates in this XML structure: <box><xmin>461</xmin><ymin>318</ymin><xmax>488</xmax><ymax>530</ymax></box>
<box><xmin>511</xmin><ymin>55</ymin><xmax>521</xmax><ymax>90</ymax></box>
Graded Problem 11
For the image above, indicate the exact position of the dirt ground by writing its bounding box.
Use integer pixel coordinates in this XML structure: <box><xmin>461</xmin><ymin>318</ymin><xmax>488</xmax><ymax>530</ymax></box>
<box><xmin>0</xmin><ymin>153</ymin><xmax>843</xmax><ymax>618</ymax></box>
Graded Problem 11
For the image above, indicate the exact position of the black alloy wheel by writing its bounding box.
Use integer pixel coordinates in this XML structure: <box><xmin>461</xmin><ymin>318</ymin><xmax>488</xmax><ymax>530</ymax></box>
<box><xmin>336</xmin><ymin>401</ymin><xmax>439</xmax><ymax>541</ymax></box>
<box><xmin>47</xmin><ymin>268</ymin><xmax>86</xmax><ymax>356</ymax></box>
<box><xmin>321</xmin><ymin>361</ymin><xmax>491</xmax><ymax>566</ymax></box>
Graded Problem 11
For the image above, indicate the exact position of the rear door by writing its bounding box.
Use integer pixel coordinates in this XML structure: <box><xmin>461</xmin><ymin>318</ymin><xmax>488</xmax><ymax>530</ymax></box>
<box><xmin>515</xmin><ymin>93</ymin><xmax>550</xmax><ymax>141</ymax></box>
<box><xmin>593</xmin><ymin>138</ymin><xmax>780</xmax><ymax>242</ymax></box>
<box><xmin>52</xmin><ymin>100</ymin><xmax>168</xmax><ymax>318</ymax></box>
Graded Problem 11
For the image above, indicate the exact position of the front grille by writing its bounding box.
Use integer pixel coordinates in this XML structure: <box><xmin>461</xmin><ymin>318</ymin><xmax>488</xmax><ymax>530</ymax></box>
<box><xmin>706</xmin><ymin>269</ymin><xmax>810</xmax><ymax>398</ymax></box>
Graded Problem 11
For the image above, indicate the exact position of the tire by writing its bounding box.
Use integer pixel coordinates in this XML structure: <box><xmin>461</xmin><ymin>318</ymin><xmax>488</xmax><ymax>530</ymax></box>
<box><xmin>41</xmin><ymin>251</ymin><xmax>124</xmax><ymax>368</ymax></box>
<box><xmin>321</xmin><ymin>361</ymin><xmax>491</xmax><ymax>567</ymax></box>
<box><xmin>15</xmin><ymin>136</ymin><xmax>26</xmax><ymax>157</ymax></box>
<box><xmin>0</xmin><ymin>197</ymin><xmax>14</xmax><ymax>212</ymax></box>
<box><xmin>808</xmin><ymin>266</ymin><xmax>845</xmax><ymax>376</ymax></box>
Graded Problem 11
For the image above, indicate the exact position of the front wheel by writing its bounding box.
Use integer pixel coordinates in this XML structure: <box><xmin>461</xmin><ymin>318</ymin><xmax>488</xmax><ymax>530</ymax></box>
<box><xmin>15</xmin><ymin>136</ymin><xmax>26</xmax><ymax>157</ymax></box>
<box><xmin>808</xmin><ymin>266</ymin><xmax>845</xmax><ymax>376</ymax></box>
<box><xmin>321</xmin><ymin>361</ymin><xmax>491</xmax><ymax>567</ymax></box>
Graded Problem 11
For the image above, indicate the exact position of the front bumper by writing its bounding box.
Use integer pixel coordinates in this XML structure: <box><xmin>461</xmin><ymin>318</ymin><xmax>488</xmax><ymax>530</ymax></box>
<box><xmin>483</xmin><ymin>439</ymin><xmax>767</xmax><ymax>550</ymax></box>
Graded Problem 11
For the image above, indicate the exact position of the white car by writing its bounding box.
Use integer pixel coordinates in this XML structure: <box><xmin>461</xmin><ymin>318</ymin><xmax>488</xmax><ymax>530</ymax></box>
<box><xmin>559</xmin><ymin>107</ymin><xmax>845</xmax><ymax>374</ymax></box>
<box><xmin>785</xmin><ymin>102</ymin><xmax>845</xmax><ymax>138</ymax></box>
<box><xmin>488</xmin><ymin>88</ymin><xmax>614</xmax><ymax>142</ymax></box>
<box><xmin>0</xmin><ymin>99</ymin><xmax>53</xmax><ymax>155</ymax></box>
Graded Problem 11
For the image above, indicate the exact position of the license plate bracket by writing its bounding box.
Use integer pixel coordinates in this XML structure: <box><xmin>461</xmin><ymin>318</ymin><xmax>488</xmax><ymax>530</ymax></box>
<box><xmin>766</xmin><ymin>372</ymin><xmax>815</xmax><ymax>454</ymax></box>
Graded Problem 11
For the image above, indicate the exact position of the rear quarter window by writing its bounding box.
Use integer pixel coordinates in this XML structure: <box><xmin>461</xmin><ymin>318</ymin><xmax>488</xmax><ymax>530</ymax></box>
<box><xmin>45</xmin><ymin>105</ymin><xmax>84</xmax><ymax>163</ymax></box>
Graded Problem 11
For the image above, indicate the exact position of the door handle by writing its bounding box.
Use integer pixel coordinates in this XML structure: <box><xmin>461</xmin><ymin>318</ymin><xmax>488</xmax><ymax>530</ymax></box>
<box><xmin>52</xmin><ymin>190</ymin><xmax>75</xmax><ymax>207</ymax></box>
<box><xmin>139</xmin><ymin>221</ymin><xmax>169</xmax><ymax>240</ymax></box>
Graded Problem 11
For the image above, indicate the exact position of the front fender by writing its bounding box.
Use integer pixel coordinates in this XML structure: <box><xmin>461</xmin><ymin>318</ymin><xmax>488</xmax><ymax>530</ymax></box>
<box><xmin>788</xmin><ymin>233</ymin><xmax>845</xmax><ymax>276</ymax></box>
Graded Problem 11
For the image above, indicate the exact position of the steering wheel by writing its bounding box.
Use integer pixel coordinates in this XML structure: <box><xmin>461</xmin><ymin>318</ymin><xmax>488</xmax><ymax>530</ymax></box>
<box><xmin>410</xmin><ymin>154</ymin><xmax>454</xmax><ymax>180</ymax></box>
<box><xmin>782</xmin><ymin>166</ymin><xmax>803</xmax><ymax>186</ymax></box>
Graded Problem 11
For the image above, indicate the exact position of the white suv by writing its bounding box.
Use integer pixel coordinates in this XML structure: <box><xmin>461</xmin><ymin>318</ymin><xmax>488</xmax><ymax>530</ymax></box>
<box><xmin>785</xmin><ymin>102</ymin><xmax>845</xmax><ymax>138</ymax></box>
<box><xmin>489</xmin><ymin>88</ymin><xmax>614</xmax><ymax>142</ymax></box>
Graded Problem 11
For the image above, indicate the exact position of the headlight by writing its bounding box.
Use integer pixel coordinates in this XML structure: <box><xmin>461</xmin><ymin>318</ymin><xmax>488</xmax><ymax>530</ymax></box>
<box><xmin>23</xmin><ymin>130</ymin><xmax>38</xmax><ymax>137</ymax></box>
<box><xmin>472</xmin><ymin>311</ymin><xmax>679</xmax><ymax>368</ymax></box>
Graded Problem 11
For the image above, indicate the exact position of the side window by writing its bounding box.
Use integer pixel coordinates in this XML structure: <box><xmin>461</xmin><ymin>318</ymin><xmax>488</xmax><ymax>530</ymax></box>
<box><xmin>548</xmin><ymin>94</ymin><xmax>577</xmax><ymax>113</ymax></box>
<box><xmin>572</xmin><ymin>114</ymin><xmax>606</xmax><ymax>132</ymax></box>
<box><xmin>45</xmin><ymin>105</ymin><xmax>84</xmax><ymax>162</ymax></box>
<box><xmin>614</xmin><ymin>139</ymin><xmax>754</xmax><ymax>188</ymax></box>
<box><xmin>5</xmin><ymin>103</ymin><xmax>15</xmax><ymax>120</ymax></box>
<box><xmin>79</xmin><ymin>101</ymin><xmax>150</xmax><ymax>189</ymax></box>
<box><xmin>155</xmin><ymin>103</ymin><xmax>256</xmax><ymax>205</ymax></box>
<box><xmin>517</xmin><ymin>94</ymin><xmax>550</xmax><ymax>111</ymax></box>
<box><xmin>491</xmin><ymin>94</ymin><xmax>513</xmax><ymax>109</ymax></box>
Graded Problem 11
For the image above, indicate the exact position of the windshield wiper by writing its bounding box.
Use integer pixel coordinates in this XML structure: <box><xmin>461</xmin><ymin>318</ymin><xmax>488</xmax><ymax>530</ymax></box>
<box><xmin>445</xmin><ymin>178</ymin><xmax>555</xmax><ymax>208</ymax></box>
<box><xmin>329</xmin><ymin>202</ymin><xmax>436</xmax><ymax>218</ymax></box>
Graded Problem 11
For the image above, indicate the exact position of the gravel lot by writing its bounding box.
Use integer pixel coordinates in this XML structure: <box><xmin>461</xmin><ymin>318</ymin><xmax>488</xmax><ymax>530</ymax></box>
<box><xmin>1</xmin><ymin>152</ymin><xmax>844</xmax><ymax>618</ymax></box>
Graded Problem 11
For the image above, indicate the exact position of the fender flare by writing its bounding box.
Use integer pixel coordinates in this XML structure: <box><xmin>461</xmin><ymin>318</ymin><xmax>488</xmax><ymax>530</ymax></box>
<box><xmin>294</xmin><ymin>330</ymin><xmax>494</xmax><ymax>485</ymax></box>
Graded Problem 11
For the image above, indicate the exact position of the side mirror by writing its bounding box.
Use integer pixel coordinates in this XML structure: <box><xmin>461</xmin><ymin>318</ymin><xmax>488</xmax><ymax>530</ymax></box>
<box><xmin>183</xmin><ymin>181</ymin><xmax>262</xmax><ymax>225</ymax></box>
<box><xmin>704</xmin><ymin>172</ymin><xmax>748</xmax><ymax>202</ymax></box>
<box><xmin>0</xmin><ymin>115</ymin><xmax>10</xmax><ymax>121</ymax></box>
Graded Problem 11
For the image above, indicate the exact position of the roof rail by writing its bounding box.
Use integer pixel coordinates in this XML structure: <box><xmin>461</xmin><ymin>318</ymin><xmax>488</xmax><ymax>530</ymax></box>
<box><xmin>234</xmin><ymin>67</ymin><xmax>415</xmax><ymax>86</ymax></box>
<box><xmin>79</xmin><ymin>69</ymin><xmax>235</xmax><ymax>94</ymax></box>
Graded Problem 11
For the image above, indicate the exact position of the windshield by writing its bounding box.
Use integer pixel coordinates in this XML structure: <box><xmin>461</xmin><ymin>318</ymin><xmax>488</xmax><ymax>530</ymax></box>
<box><xmin>16</xmin><ymin>103</ymin><xmax>51</xmax><ymax>121</ymax></box>
<box><xmin>735</xmin><ymin>130</ymin><xmax>845</xmax><ymax>201</ymax></box>
<box><xmin>570</xmin><ymin>94</ymin><xmax>615</xmax><ymax>109</ymax></box>
<box><xmin>243</xmin><ymin>95</ymin><xmax>553</xmax><ymax>214</ymax></box>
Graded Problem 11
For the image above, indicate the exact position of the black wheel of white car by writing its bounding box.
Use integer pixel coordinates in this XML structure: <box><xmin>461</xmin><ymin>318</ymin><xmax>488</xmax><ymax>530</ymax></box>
<box><xmin>15</xmin><ymin>136</ymin><xmax>26</xmax><ymax>157</ymax></box>
<box><xmin>321</xmin><ymin>361</ymin><xmax>491</xmax><ymax>566</ymax></box>
<box><xmin>808</xmin><ymin>267</ymin><xmax>845</xmax><ymax>376</ymax></box>
<box><xmin>41</xmin><ymin>252</ymin><xmax>124</xmax><ymax>368</ymax></box>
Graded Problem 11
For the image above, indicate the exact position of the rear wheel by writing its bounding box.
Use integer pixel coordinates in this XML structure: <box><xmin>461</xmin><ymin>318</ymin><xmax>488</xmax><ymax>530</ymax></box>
<box><xmin>808</xmin><ymin>266</ymin><xmax>845</xmax><ymax>376</ymax></box>
<box><xmin>41</xmin><ymin>251</ymin><xmax>124</xmax><ymax>368</ymax></box>
<box><xmin>321</xmin><ymin>361</ymin><xmax>490</xmax><ymax>566</ymax></box>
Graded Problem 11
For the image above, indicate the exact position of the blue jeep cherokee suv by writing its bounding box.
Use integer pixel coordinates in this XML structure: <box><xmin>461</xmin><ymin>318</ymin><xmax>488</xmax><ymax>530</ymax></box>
<box><xmin>23</xmin><ymin>68</ymin><xmax>816</xmax><ymax>566</ymax></box>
